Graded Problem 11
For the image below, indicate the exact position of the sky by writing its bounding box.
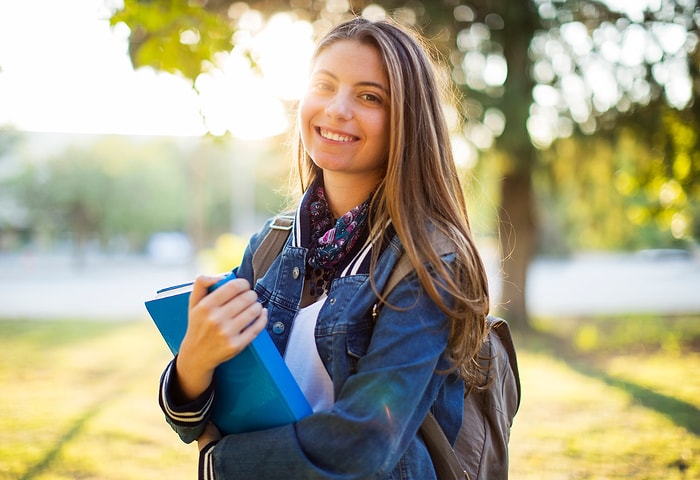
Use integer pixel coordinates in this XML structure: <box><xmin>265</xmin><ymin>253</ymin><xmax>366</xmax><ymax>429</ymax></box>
<box><xmin>0</xmin><ymin>0</ymin><xmax>314</xmax><ymax>139</ymax></box>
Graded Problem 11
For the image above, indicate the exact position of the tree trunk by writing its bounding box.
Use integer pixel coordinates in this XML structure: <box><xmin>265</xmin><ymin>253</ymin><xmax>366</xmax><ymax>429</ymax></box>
<box><xmin>496</xmin><ymin>166</ymin><xmax>536</xmax><ymax>330</ymax></box>
<box><xmin>491</xmin><ymin>0</ymin><xmax>540</xmax><ymax>331</ymax></box>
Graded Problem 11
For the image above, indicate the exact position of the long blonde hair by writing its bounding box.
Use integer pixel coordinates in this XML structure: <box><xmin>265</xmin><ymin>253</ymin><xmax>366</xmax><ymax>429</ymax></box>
<box><xmin>293</xmin><ymin>17</ymin><xmax>490</xmax><ymax>383</ymax></box>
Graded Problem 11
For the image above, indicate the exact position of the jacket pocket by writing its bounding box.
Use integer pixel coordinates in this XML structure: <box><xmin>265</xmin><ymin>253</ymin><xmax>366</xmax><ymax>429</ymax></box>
<box><xmin>345</xmin><ymin>319</ymin><xmax>374</xmax><ymax>375</ymax></box>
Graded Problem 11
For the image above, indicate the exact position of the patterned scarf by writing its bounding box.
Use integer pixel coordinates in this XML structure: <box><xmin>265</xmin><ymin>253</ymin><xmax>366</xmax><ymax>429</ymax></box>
<box><xmin>305</xmin><ymin>183</ymin><xmax>371</xmax><ymax>296</ymax></box>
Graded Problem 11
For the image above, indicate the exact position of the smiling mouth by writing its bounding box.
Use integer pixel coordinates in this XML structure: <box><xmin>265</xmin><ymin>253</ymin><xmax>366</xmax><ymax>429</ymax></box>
<box><xmin>317</xmin><ymin>127</ymin><xmax>357</xmax><ymax>143</ymax></box>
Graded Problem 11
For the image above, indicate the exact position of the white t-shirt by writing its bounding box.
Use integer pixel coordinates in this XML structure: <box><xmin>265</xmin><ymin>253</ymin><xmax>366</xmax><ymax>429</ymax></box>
<box><xmin>284</xmin><ymin>297</ymin><xmax>334</xmax><ymax>412</ymax></box>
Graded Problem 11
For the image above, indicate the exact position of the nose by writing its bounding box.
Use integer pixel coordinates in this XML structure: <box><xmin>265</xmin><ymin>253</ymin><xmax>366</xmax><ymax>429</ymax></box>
<box><xmin>324</xmin><ymin>91</ymin><xmax>352</xmax><ymax>120</ymax></box>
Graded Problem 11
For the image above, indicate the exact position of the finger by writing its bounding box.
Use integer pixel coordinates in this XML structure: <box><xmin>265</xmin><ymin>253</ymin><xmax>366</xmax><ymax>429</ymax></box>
<box><xmin>217</xmin><ymin>289</ymin><xmax>261</xmax><ymax>321</ymax></box>
<box><xmin>220</xmin><ymin>307</ymin><xmax>268</xmax><ymax>355</ymax></box>
<box><xmin>209</xmin><ymin>292</ymin><xmax>261</xmax><ymax>335</ymax></box>
<box><xmin>236</xmin><ymin>308</ymin><xmax>268</xmax><ymax>345</ymax></box>
<box><xmin>189</xmin><ymin>275</ymin><xmax>224</xmax><ymax>309</ymax></box>
<box><xmin>204</xmin><ymin>278</ymin><xmax>252</xmax><ymax>307</ymax></box>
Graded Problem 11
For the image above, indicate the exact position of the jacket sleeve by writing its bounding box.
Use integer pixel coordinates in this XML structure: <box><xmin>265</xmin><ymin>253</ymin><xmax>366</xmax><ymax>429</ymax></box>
<box><xmin>206</xmin><ymin>264</ymin><xmax>456</xmax><ymax>479</ymax></box>
<box><xmin>159</xmin><ymin>358</ymin><xmax>215</xmax><ymax>444</ymax></box>
<box><xmin>156</xmin><ymin>219</ymin><xmax>272</xmax><ymax>445</ymax></box>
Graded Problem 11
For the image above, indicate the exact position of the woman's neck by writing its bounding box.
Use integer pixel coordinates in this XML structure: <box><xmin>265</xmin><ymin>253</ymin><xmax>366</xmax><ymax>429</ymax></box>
<box><xmin>321</xmin><ymin>173</ymin><xmax>378</xmax><ymax>218</ymax></box>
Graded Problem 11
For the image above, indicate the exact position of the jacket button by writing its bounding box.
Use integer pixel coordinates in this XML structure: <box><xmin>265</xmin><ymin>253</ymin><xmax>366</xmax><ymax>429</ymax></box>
<box><xmin>272</xmin><ymin>322</ymin><xmax>285</xmax><ymax>334</ymax></box>
<box><xmin>292</xmin><ymin>267</ymin><xmax>300</xmax><ymax>279</ymax></box>
<box><xmin>329</xmin><ymin>298</ymin><xmax>336</xmax><ymax>305</ymax></box>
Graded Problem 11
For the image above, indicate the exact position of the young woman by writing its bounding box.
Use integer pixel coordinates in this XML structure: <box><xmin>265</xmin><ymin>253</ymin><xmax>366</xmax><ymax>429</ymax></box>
<box><xmin>160</xmin><ymin>16</ymin><xmax>490</xmax><ymax>479</ymax></box>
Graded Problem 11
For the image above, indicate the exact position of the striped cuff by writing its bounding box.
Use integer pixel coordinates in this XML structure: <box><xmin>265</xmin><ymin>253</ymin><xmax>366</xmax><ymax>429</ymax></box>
<box><xmin>159</xmin><ymin>359</ymin><xmax>215</xmax><ymax>427</ymax></box>
<box><xmin>198</xmin><ymin>440</ymin><xmax>219</xmax><ymax>480</ymax></box>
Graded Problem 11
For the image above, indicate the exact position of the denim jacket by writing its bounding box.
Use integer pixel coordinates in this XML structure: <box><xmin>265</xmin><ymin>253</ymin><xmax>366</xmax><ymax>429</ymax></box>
<box><xmin>159</xmin><ymin>215</ymin><xmax>465</xmax><ymax>479</ymax></box>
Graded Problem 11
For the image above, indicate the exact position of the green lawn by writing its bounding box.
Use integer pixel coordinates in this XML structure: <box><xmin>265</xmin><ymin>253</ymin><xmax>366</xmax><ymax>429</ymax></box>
<box><xmin>509</xmin><ymin>315</ymin><xmax>700</xmax><ymax>479</ymax></box>
<box><xmin>0</xmin><ymin>315</ymin><xmax>698</xmax><ymax>479</ymax></box>
<box><xmin>0</xmin><ymin>319</ymin><xmax>198</xmax><ymax>480</ymax></box>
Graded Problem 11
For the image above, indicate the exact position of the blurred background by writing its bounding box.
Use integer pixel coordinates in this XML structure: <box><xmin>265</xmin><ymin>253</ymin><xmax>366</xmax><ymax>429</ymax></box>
<box><xmin>0</xmin><ymin>1</ymin><xmax>698</xmax><ymax>479</ymax></box>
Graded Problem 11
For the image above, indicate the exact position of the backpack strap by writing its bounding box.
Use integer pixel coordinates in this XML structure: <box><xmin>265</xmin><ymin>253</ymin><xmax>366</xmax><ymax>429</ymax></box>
<box><xmin>251</xmin><ymin>214</ymin><xmax>293</xmax><ymax>283</ymax></box>
<box><xmin>488</xmin><ymin>317</ymin><xmax>521</xmax><ymax>412</ymax></box>
<box><xmin>423</xmin><ymin>317</ymin><xmax>520</xmax><ymax>480</ymax></box>
<box><xmin>421</xmin><ymin>412</ymin><xmax>471</xmax><ymax>479</ymax></box>
<box><xmin>382</xmin><ymin>229</ymin><xmax>455</xmax><ymax>297</ymax></box>
<box><xmin>383</xmin><ymin>231</ymin><xmax>521</xmax><ymax>412</ymax></box>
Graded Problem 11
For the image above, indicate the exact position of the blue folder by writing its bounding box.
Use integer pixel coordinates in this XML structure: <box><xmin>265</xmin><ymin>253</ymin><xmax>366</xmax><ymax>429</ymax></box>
<box><xmin>145</xmin><ymin>272</ymin><xmax>312</xmax><ymax>435</ymax></box>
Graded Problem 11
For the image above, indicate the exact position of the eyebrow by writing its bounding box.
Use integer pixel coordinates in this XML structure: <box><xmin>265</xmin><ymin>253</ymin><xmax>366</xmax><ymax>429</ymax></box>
<box><xmin>314</xmin><ymin>69</ymin><xmax>389</xmax><ymax>95</ymax></box>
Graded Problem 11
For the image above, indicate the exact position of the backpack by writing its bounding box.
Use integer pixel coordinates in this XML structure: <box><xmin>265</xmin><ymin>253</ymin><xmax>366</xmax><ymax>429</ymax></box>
<box><xmin>250</xmin><ymin>215</ymin><xmax>521</xmax><ymax>480</ymax></box>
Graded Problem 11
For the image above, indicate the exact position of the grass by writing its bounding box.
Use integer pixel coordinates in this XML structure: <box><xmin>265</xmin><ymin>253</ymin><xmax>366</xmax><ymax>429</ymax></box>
<box><xmin>0</xmin><ymin>319</ymin><xmax>198</xmax><ymax>480</ymax></box>
<box><xmin>509</xmin><ymin>315</ymin><xmax>700</xmax><ymax>479</ymax></box>
<box><xmin>0</xmin><ymin>315</ymin><xmax>698</xmax><ymax>479</ymax></box>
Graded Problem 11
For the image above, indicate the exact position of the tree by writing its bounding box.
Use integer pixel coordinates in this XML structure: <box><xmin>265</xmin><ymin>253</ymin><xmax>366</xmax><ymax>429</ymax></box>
<box><xmin>5</xmin><ymin>134</ymin><xmax>291</xmax><ymax>261</ymax></box>
<box><xmin>432</xmin><ymin>0</ymin><xmax>698</xmax><ymax>327</ymax></box>
<box><xmin>0</xmin><ymin>127</ymin><xmax>26</xmax><ymax>245</ymax></box>
<box><xmin>109</xmin><ymin>0</ymin><xmax>699</xmax><ymax>329</ymax></box>
<box><xmin>11</xmin><ymin>144</ymin><xmax>114</xmax><ymax>266</ymax></box>
<box><xmin>6</xmin><ymin>137</ymin><xmax>192</xmax><ymax>264</ymax></box>
<box><xmin>527</xmin><ymin>0</ymin><xmax>699</xmax><ymax>249</ymax></box>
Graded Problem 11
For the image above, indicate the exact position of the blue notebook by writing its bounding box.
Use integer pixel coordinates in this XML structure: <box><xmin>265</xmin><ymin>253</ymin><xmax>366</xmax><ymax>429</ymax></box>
<box><xmin>145</xmin><ymin>272</ymin><xmax>312</xmax><ymax>435</ymax></box>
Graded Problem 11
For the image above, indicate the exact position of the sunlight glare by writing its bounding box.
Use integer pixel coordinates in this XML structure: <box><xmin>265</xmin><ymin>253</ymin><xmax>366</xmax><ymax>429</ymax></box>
<box><xmin>0</xmin><ymin>1</ymin><xmax>317</xmax><ymax>138</ymax></box>
<box><xmin>603</xmin><ymin>0</ymin><xmax>662</xmax><ymax>23</ymax></box>
<box><xmin>585</xmin><ymin>60</ymin><xmax>619</xmax><ymax>112</ymax></box>
<box><xmin>196</xmin><ymin>57</ymin><xmax>289</xmax><ymax>139</ymax></box>
<box><xmin>195</xmin><ymin>13</ymin><xmax>315</xmax><ymax>140</ymax></box>
<box><xmin>0</xmin><ymin>0</ymin><xmax>205</xmax><ymax>135</ymax></box>
<box><xmin>619</xmin><ymin>24</ymin><xmax>648</xmax><ymax>67</ymax></box>
<box><xmin>483</xmin><ymin>54</ymin><xmax>508</xmax><ymax>87</ymax></box>
<box><xmin>451</xmin><ymin>134</ymin><xmax>478</xmax><ymax>169</ymax></box>
<box><xmin>362</xmin><ymin>5</ymin><xmax>387</xmax><ymax>22</ymax></box>
<box><xmin>254</xmin><ymin>14</ymin><xmax>315</xmax><ymax>101</ymax></box>
<box><xmin>652</xmin><ymin>22</ymin><xmax>688</xmax><ymax>54</ymax></box>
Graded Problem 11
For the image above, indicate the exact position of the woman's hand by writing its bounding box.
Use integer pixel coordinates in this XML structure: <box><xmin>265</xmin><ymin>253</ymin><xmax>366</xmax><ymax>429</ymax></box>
<box><xmin>175</xmin><ymin>275</ymin><xmax>268</xmax><ymax>402</ymax></box>
<box><xmin>198</xmin><ymin>422</ymin><xmax>222</xmax><ymax>451</ymax></box>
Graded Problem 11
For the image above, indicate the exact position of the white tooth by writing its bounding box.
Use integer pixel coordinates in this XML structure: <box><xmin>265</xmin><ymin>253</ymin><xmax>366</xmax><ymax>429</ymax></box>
<box><xmin>321</xmin><ymin>129</ymin><xmax>352</xmax><ymax>142</ymax></box>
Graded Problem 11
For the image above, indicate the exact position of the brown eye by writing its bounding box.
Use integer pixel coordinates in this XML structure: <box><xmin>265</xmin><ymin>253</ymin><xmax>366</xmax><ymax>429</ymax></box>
<box><xmin>311</xmin><ymin>80</ymin><xmax>333</xmax><ymax>93</ymax></box>
<box><xmin>360</xmin><ymin>93</ymin><xmax>382</xmax><ymax>104</ymax></box>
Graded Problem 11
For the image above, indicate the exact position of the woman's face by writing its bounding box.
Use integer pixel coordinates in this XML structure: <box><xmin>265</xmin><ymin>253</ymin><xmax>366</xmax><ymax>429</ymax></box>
<box><xmin>299</xmin><ymin>39</ymin><xmax>390</xmax><ymax>188</ymax></box>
